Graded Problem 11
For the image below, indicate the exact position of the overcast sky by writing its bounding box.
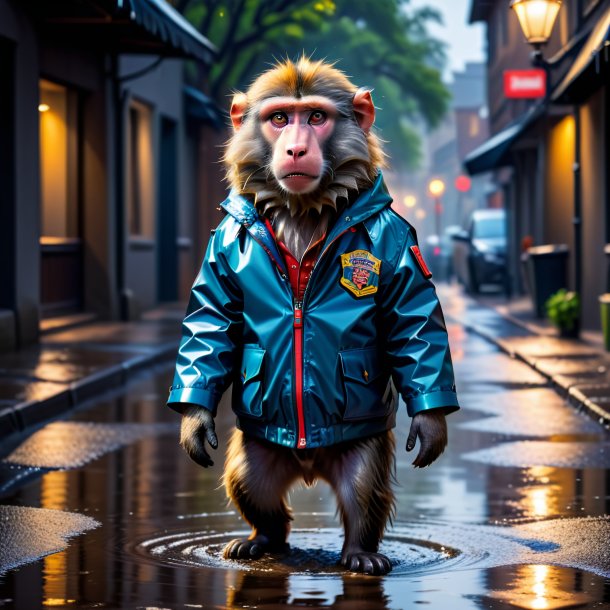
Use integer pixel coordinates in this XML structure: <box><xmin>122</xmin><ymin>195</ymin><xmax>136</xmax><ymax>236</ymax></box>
<box><xmin>410</xmin><ymin>0</ymin><xmax>486</xmax><ymax>81</ymax></box>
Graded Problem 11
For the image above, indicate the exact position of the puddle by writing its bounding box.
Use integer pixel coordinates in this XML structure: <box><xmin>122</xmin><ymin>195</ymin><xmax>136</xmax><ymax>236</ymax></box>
<box><xmin>132</xmin><ymin>517</ymin><xmax>610</xmax><ymax>579</ymax></box>
<box><xmin>134</xmin><ymin>526</ymin><xmax>458</xmax><ymax>575</ymax></box>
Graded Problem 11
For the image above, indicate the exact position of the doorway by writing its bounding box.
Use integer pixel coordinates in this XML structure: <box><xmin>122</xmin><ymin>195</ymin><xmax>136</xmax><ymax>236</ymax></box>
<box><xmin>39</xmin><ymin>78</ymin><xmax>83</xmax><ymax>317</ymax></box>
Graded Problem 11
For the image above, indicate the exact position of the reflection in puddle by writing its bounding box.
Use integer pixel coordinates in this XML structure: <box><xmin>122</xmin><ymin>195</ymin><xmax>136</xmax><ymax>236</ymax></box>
<box><xmin>5</xmin><ymin>422</ymin><xmax>176</xmax><ymax>469</ymax></box>
<box><xmin>226</xmin><ymin>571</ymin><xmax>388</xmax><ymax>609</ymax></box>
<box><xmin>512</xmin><ymin>467</ymin><xmax>564</xmax><ymax>520</ymax></box>
<box><xmin>484</xmin><ymin>564</ymin><xmax>596</xmax><ymax>609</ymax></box>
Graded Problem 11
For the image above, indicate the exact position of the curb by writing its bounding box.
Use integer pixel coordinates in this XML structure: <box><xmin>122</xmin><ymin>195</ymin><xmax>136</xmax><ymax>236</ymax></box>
<box><xmin>449</xmin><ymin>313</ymin><xmax>610</xmax><ymax>431</ymax></box>
<box><xmin>0</xmin><ymin>343</ymin><xmax>177</xmax><ymax>448</ymax></box>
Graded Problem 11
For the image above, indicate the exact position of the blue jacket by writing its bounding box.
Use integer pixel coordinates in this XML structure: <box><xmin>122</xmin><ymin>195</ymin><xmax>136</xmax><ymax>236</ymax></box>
<box><xmin>168</xmin><ymin>174</ymin><xmax>459</xmax><ymax>449</ymax></box>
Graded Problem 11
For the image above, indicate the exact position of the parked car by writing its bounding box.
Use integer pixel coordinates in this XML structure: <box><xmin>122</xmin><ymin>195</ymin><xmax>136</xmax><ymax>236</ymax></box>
<box><xmin>452</xmin><ymin>209</ymin><xmax>507</xmax><ymax>294</ymax></box>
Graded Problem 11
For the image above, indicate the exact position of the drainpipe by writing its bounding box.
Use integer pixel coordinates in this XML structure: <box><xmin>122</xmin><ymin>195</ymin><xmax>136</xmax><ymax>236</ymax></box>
<box><xmin>573</xmin><ymin>106</ymin><xmax>582</xmax><ymax>297</ymax></box>
<box><xmin>110</xmin><ymin>52</ymin><xmax>128</xmax><ymax>320</ymax></box>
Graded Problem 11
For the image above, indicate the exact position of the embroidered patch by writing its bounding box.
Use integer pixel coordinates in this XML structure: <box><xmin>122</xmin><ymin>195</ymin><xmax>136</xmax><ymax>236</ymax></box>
<box><xmin>410</xmin><ymin>245</ymin><xmax>432</xmax><ymax>279</ymax></box>
<box><xmin>340</xmin><ymin>250</ymin><xmax>381</xmax><ymax>297</ymax></box>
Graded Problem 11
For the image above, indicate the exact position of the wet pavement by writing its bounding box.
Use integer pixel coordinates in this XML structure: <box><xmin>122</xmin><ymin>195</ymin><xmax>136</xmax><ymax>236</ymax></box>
<box><xmin>1</xmin><ymin>289</ymin><xmax>610</xmax><ymax>608</ymax></box>
<box><xmin>0</xmin><ymin>306</ymin><xmax>184</xmax><ymax>445</ymax></box>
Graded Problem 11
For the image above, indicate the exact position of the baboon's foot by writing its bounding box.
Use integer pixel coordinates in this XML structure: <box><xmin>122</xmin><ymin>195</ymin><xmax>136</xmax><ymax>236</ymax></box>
<box><xmin>341</xmin><ymin>550</ymin><xmax>392</xmax><ymax>575</ymax></box>
<box><xmin>223</xmin><ymin>535</ymin><xmax>289</xmax><ymax>560</ymax></box>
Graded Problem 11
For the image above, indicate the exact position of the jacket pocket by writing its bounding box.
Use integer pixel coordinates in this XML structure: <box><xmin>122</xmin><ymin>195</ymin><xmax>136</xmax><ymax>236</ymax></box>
<box><xmin>339</xmin><ymin>347</ymin><xmax>388</xmax><ymax>420</ymax></box>
<box><xmin>238</xmin><ymin>345</ymin><xmax>266</xmax><ymax>418</ymax></box>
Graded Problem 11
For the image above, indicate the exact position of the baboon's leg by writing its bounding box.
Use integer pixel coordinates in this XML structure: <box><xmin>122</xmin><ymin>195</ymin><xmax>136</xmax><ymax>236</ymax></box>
<box><xmin>223</xmin><ymin>429</ymin><xmax>301</xmax><ymax>560</ymax></box>
<box><xmin>318</xmin><ymin>431</ymin><xmax>396</xmax><ymax>575</ymax></box>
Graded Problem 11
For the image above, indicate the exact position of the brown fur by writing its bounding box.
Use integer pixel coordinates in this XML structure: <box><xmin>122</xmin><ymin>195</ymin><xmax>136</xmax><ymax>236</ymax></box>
<box><xmin>180</xmin><ymin>406</ymin><xmax>216</xmax><ymax>468</ymax></box>
<box><xmin>223</xmin><ymin>56</ymin><xmax>387</xmax><ymax>260</ymax></box>
<box><xmin>223</xmin><ymin>429</ymin><xmax>396</xmax><ymax>562</ymax></box>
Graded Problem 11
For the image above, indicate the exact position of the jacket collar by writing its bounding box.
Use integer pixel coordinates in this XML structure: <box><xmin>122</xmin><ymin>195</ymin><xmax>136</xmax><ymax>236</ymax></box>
<box><xmin>219</xmin><ymin>172</ymin><xmax>393</xmax><ymax>271</ymax></box>
<box><xmin>220</xmin><ymin>190</ymin><xmax>287</xmax><ymax>275</ymax></box>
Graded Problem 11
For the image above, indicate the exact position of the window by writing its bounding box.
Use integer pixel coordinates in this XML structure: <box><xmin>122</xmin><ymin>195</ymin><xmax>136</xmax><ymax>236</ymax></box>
<box><xmin>39</xmin><ymin>79</ymin><xmax>79</xmax><ymax>238</ymax></box>
<box><xmin>127</xmin><ymin>99</ymin><xmax>154</xmax><ymax>238</ymax></box>
<box><xmin>469</xmin><ymin>114</ymin><xmax>480</xmax><ymax>137</ymax></box>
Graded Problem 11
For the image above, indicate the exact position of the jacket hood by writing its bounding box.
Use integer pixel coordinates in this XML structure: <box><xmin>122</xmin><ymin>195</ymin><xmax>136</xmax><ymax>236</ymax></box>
<box><xmin>220</xmin><ymin>172</ymin><xmax>393</xmax><ymax>229</ymax></box>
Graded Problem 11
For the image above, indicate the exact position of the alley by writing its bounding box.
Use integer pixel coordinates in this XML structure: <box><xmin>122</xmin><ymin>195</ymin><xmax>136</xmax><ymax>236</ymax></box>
<box><xmin>0</xmin><ymin>288</ymin><xmax>609</xmax><ymax>609</ymax></box>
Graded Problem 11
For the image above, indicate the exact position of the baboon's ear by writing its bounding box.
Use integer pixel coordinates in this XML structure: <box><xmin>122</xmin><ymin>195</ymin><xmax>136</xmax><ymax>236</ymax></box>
<box><xmin>353</xmin><ymin>88</ymin><xmax>375</xmax><ymax>134</ymax></box>
<box><xmin>230</xmin><ymin>93</ymin><xmax>248</xmax><ymax>132</ymax></box>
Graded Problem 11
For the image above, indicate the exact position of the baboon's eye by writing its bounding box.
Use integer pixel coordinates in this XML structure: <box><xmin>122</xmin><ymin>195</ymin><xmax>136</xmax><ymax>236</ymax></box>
<box><xmin>309</xmin><ymin>110</ymin><xmax>327</xmax><ymax>126</ymax></box>
<box><xmin>269</xmin><ymin>112</ymin><xmax>288</xmax><ymax>127</ymax></box>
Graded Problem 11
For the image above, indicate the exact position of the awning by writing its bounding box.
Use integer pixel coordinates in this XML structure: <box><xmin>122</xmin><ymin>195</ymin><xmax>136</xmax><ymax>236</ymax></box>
<box><xmin>463</xmin><ymin>104</ymin><xmax>546</xmax><ymax>175</ymax></box>
<box><xmin>183</xmin><ymin>86</ymin><xmax>225</xmax><ymax>129</ymax></box>
<box><xmin>552</xmin><ymin>7</ymin><xmax>610</xmax><ymax>104</ymax></box>
<box><xmin>126</xmin><ymin>0</ymin><xmax>215</xmax><ymax>64</ymax></box>
<box><xmin>468</xmin><ymin>0</ymin><xmax>493</xmax><ymax>24</ymax></box>
<box><xmin>26</xmin><ymin>0</ymin><xmax>215</xmax><ymax>64</ymax></box>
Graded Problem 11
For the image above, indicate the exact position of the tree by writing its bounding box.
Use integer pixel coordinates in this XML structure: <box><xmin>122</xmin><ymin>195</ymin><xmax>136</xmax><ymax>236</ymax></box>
<box><xmin>171</xmin><ymin>0</ymin><xmax>449</xmax><ymax>168</ymax></box>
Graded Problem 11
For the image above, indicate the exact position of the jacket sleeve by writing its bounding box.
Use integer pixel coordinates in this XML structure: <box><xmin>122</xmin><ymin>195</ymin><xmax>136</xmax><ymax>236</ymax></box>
<box><xmin>167</xmin><ymin>227</ymin><xmax>243</xmax><ymax>415</ymax></box>
<box><xmin>380</xmin><ymin>221</ymin><xmax>459</xmax><ymax>418</ymax></box>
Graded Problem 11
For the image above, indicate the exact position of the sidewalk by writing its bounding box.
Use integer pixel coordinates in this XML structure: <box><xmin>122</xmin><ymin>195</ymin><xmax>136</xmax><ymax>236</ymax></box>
<box><xmin>0</xmin><ymin>305</ymin><xmax>185</xmax><ymax>452</ymax></box>
<box><xmin>441</xmin><ymin>287</ymin><xmax>610</xmax><ymax>431</ymax></box>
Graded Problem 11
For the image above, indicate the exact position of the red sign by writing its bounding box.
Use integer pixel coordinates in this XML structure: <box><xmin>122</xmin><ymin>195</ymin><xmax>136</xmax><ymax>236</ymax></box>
<box><xmin>504</xmin><ymin>69</ymin><xmax>546</xmax><ymax>98</ymax></box>
<box><xmin>455</xmin><ymin>175</ymin><xmax>472</xmax><ymax>193</ymax></box>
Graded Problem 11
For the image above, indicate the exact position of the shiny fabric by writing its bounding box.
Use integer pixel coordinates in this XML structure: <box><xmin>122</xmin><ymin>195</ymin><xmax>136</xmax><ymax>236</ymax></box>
<box><xmin>168</xmin><ymin>173</ymin><xmax>459</xmax><ymax>449</ymax></box>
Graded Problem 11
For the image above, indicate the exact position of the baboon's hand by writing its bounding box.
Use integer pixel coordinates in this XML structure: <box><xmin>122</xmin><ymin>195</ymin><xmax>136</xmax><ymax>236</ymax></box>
<box><xmin>406</xmin><ymin>410</ymin><xmax>447</xmax><ymax>468</ymax></box>
<box><xmin>179</xmin><ymin>404</ymin><xmax>218</xmax><ymax>468</ymax></box>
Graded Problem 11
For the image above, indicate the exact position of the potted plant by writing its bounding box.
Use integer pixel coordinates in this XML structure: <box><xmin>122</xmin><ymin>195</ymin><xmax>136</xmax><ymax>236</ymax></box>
<box><xmin>545</xmin><ymin>289</ymin><xmax>580</xmax><ymax>338</ymax></box>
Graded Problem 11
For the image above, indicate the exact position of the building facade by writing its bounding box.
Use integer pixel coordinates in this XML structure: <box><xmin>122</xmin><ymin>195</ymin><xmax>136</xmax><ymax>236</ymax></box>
<box><xmin>466</xmin><ymin>0</ymin><xmax>610</xmax><ymax>328</ymax></box>
<box><xmin>0</xmin><ymin>0</ymin><xmax>222</xmax><ymax>351</ymax></box>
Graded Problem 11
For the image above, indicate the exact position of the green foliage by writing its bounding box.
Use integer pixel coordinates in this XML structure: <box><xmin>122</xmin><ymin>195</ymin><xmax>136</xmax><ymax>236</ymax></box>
<box><xmin>172</xmin><ymin>0</ymin><xmax>449</xmax><ymax>169</ymax></box>
<box><xmin>545</xmin><ymin>289</ymin><xmax>580</xmax><ymax>331</ymax></box>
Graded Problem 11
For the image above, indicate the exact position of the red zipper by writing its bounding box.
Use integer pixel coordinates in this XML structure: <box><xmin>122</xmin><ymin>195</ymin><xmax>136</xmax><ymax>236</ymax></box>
<box><xmin>293</xmin><ymin>300</ymin><xmax>307</xmax><ymax>448</ymax></box>
<box><xmin>291</xmin><ymin>228</ymin><xmax>353</xmax><ymax>450</ymax></box>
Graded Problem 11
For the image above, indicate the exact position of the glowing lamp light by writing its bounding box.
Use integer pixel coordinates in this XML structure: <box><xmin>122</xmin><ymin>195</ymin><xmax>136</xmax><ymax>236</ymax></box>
<box><xmin>38</xmin><ymin>103</ymin><xmax>50</xmax><ymax>112</ymax></box>
<box><xmin>455</xmin><ymin>175</ymin><xmax>472</xmax><ymax>193</ymax></box>
<box><xmin>415</xmin><ymin>209</ymin><xmax>427</xmax><ymax>220</ymax></box>
<box><xmin>510</xmin><ymin>0</ymin><xmax>562</xmax><ymax>46</ymax></box>
<box><xmin>428</xmin><ymin>178</ymin><xmax>446</xmax><ymax>198</ymax></box>
<box><xmin>403</xmin><ymin>195</ymin><xmax>417</xmax><ymax>208</ymax></box>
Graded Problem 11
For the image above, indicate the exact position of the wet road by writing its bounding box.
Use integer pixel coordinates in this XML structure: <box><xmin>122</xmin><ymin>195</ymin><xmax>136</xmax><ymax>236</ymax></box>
<box><xmin>1</xmin><ymin>296</ymin><xmax>610</xmax><ymax>608</ymax></box>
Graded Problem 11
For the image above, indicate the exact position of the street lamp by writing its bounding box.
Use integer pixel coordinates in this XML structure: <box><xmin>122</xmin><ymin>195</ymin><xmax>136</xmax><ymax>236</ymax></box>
<box><xmin>403</xmin><ymin>195</ymin><xmax>417</xmax><ymax>209</ymax></box>
<box><xmin>428</xmin><ymin>179</ymin><xmax>445</xmax><ymax>199</ymax></box>
<box><xmin>510</xmin><ymin>0</ymin><xmax>562</xmax><ymax>63</ymax></box>
<box><xmin>428</xmin><ymin>178</ymin><xmax>446</xmax><ymax>244</ymax></box>
<box><xmin>510</xmin><ymin>0</ymin><xmax>562</xmax><ymax>46</ymax></box>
